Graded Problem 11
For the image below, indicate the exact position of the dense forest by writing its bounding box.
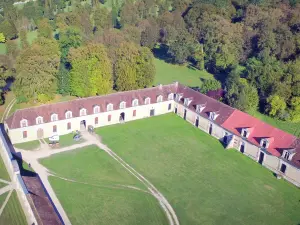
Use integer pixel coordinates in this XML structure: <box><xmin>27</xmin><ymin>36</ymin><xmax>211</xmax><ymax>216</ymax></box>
<box><xmin>1</xmin><ymin>0</ymin><xmax>300</xmax><ymax>123</ymax></box>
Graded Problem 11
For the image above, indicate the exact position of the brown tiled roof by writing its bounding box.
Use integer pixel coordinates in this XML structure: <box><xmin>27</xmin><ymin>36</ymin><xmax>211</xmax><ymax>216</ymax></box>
<box><xmin>176</xmin><ymin>84</ymin><xmax>235</xmax><ymax>125</ymax></box>
<box><xmin>289</xmin><ymin>139</ymin><xmax>300</xmax><ymax>168</ymax></box>
<box><xmin>6</xmin><ymin>84</ymin><xmax>178</xmax><ymax>129</ymax></box>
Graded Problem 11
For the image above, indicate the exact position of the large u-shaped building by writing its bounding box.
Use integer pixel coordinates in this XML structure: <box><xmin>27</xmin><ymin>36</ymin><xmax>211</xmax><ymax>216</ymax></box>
<box><xmin>5</xmin><ymin>82</ymin><xmax>300</xmax><ymax>187</ymax></box>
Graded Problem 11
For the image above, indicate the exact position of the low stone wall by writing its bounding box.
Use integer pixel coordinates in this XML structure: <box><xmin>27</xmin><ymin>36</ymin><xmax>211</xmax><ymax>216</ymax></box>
<box><xmin>0</xmin><ymin>128</ymin><xmax>38</xmax><ymax>225</ymax></box>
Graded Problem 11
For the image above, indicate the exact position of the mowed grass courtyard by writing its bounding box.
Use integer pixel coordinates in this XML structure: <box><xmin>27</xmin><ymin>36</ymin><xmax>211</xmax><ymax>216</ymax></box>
<box><xmin>41</xmin><ymin>114</ymin><xmax>300</xmax><ymax>225</ymax></box>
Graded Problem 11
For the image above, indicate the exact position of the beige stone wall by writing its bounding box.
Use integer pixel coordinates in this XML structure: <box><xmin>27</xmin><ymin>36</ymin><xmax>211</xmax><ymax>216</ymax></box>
<box><xmin>283</xmin><ymin>162</ymin><xmax>300</xmax><ymax>187</ymax></box>
<box><xmin>8</xmin><ymin>101</ymin><xmax>174</xmax><ymax>144</ymax></box>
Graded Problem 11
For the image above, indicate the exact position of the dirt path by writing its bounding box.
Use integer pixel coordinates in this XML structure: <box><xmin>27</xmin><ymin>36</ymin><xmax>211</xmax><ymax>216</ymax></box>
<box><xmin>15</xmin><ymin>131</ymin><xmax>180</xmax><ymax>225</ymax></box>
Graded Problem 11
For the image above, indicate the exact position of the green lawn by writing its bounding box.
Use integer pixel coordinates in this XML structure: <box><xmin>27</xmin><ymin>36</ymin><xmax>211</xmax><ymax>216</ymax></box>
<box><xmin>154</xmin><ymin>58</ymin><xmax>215</xmax><ymax>87</ymax></box>
<box><xmin>14</xmin><ymin>140</ymin><xmax>40</xmax><ymax>150</ymax></box>
<box><xmin>0</xmin><ymin>191</ymin><xmax>27</xmax><ymax>225</ymax></box>
<box><xmin>0</xmin><ymin>155</ymin><xmax>10</xmax><ymax>181</ymax></box>
<box><xmin>56</xmin><ymin>133</ymin><xmax>84</xmax><ymax>148</ymax></box>
<box><xmin>250</xmin><ymin>110</ymin><xmax>300</xmax><ymax>137</ymax></box>
<box><xmin>0</xmin><ymin>192</ymin><xmax>8</xmax><ymax>208</ymax></box>
<box><xmin>40</xmin><ymin>145</ymin><xmax>167</xmax><ymax>225</ymax></box>
<box><xmin>96</xmin><ymin>114</ymin><xmax>300</xmax><ymax>225</ymax></box>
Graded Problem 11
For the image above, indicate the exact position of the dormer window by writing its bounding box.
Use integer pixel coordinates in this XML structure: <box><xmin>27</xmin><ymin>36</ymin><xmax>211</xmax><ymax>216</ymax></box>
<box><xmin>145</xmin><ymin>97</ymin><xmax>151</xmax><ymax>105</ymax></box>
<box><xmin>36</xmin><ymin>116</ymin><xmax>43</xmax><ymax>125</ymax></box>
<box><xmin>93</xmin><ymin>105</ymin><xmax>100</xmax><ymax>114</ymax></box>
<box><xmin>65</xmin><ymin>111</ymin><xmax>72</xmax><ymax>119</ymax></box>
<box><xmin>20</xmin><ymin>119</ymin><xmax>28</xmax><ymax>128</ymax></box>
<box><xmin>51</xmin><ymin>113</ymin><xmax>58</xmax><ymax>122</ymax></box>
<box><xmin>176</xmin><ymin>93</ymin><xmax>183</xmax><ymax>102</ymax></box>
<box><xmin>196</xmin><ymin>104</ymin><xmax>206</xmax><ymax>113</ymax></box>
<box><xmin>260</xmin><ymin>139</ymin><xmax>269</xmax><ymax>149</ymax></box>
<box><xmin>157</xmin><ymin>95</ymin><xmax>163</xmax><ymax>103</ymax></box>
<box><xmin>241</xmin><ymin>128</ymin><xmax>251</xmax><ymax>138</ymax></box>
<box><xmin>132</xmin><ymin>99</ymin><xmax>139</xmax><ymax>107</ymax></box>
<box><xmin>80</xmin><ymin>108</ymin><xmax>87</xmax><ymax>116</ymax></box>
<box><xmin>107</xmin><ymin>103</ymin><xmax>113</xmax><ymax>111</ymax></box>
<box><xmin>120</xmin><ymin>101</ymin><xmax>126</xmax><ymax>109</ymax></box>
<box><xmin>209</xmin><ymin>112</ymin><xmax>219</xmax><ymax>121</ymax></box>
<box><xmin>282</xmin><ymin>149</ymin><xmax>296</xmax><ymax>161</ymax></box>
<box><xmin>168</xmin><ymin>93</ymin><xmax>174</xmax><ymax>100</ymax></box>
<box><xmin>184</xmin><ymin>98</ymin><xmax>192</xmax><ymax>106</ymax></box>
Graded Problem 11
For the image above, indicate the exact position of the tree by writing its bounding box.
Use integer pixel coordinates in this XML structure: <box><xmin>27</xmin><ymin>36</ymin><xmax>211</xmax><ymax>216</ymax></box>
<box><xmin>289</xmin><ymin>97</ymin><xmax>300</xmax><ymax>122</ymax></box>
<box><xmin>111</xmin><ymin>0</ymin><xmax>119</xmax><ymax>27</ymax></box>
<box><xmin>20</xmin><ymin>29</ymin><xmax>29</xmax><ymax>49</ymax></box>
<box><xmin>201</xmin><ymin>79</ymin><xmax>221</xmax><ymax>94</ymax></box>
<box><xmin>140</xmin><ymin>23</ymin><xmax>159</xmax><ymax>48</ymax></box>
<box><xmin>14</xmin><ymin>38</ymin><xmax>61</xmax><ymax>102</ymax></box>
<box><xmin>266</xmin><ymin>95</ymin><xmax>286</xmax><ymax>117</ymax></box>
<box><xmin>38</xmin><ymin>18</ymin><xmax>53</xmax><ymax>39</ymax></box>
<box><xmin>93</xmin><ymin>7</ymin><xmax>112</xmax><ymax>32</ymax></box>
<box><xmin>0</xmin><ymin>33</ymin><xmax>5</xmax><ymax>43</ymax></box>
<box><xmin>0</xmin><ymin>20</ymin><xmax>18</xmax><ymax>40</ymax></box>
<box><xmin>5</xmin><ymin>40</ymin><xmax>18</xmax><ymax>59</ymax></box>
<box><xmin>136</xmin><ymin>47</ymin><xmax>155</xmax><ymax>88</ymax></box>
<box><xmin>68</xmin><ymin>43</ymin><xmax>113</xmax><ymax>97</ymax></box>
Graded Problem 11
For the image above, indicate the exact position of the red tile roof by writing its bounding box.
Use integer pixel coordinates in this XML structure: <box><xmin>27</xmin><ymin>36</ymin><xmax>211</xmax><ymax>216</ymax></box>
<box><xmin>176</xmin><ymin>84</ymin><xmax>235</xmax><ymax>125</ymax></box>
<box><xmin>221</xmin><ymin>110</ymin><xmax>297</xmax><ymax>157</ymax></box>
<box><xmin>6</xmin><ymin>84</ymin><xmax>177</xmax><ymax>129</ymax></box>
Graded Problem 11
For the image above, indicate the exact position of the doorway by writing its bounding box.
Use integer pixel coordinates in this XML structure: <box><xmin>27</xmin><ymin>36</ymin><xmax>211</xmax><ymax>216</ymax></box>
<box><xmin>240</xmin><ymin>142</ymin><xmax>245</xmax><ymax>153</ymax></box>
<box><xmin>37</xmin><ymin>128</ymin><xmax>44</xmax><ymax>139</ymax></box>
<box><xmin>280</xmin><ymin>164</ymin><xmax>287</xmax><ymax>173</ymax></box>
<box><xmin>80</xmin><ymin>120</ymin><xmax>86</xmax><ymax>130</ymax></box>
<box><xmin>195</xmin><ymin>117</ymin><xmax>199</xmax><ymax>127</ymax></box>
<box><xmin>209</xmin><ymin>124</ymin><xmax>213</xmax><ymax>135</ymax></box>
<box><xmin>223</xmin><ymin>133</ymin><xmax>228</xmax><ymax>144</ymax></box>
<box><xmin>174</xmin><ymin>107</ymin><xmax>177</xmax><ymax>114</ymax></box>
<box><xmin>119</xmin><ymin>112</ymin><xmax>125</xmax><ymax>122</ymax></box>
<box><xmin>184</xmin><ymin>109</ymin><xmax>187</xmax><ymax>120</ymax></box>
<box><xmin>150</xmin><ymin>109</ymin><xmax>155</xmax><ymax>117</ymax></box>
<box><xmin>258</xmin><ymin>152</ymin><xmax>265</xmax><ymax>164</ymax></box>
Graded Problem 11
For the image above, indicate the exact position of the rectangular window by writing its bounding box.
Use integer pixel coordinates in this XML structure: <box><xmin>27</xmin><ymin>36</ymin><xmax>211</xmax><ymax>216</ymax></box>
<box><xmin>53</xmin><ymin>125</ymin><xmax>57</xmax><ymax>133</ymax></box>
<box><xmin>95</xmin><ymin>117</ymin><xmax>98</xmax><ymax>125</ymax></box>
<box><xmin>23</xmin><ymin>131</ymin><xmax>27</xmax><ymax>139</ymax></box>
<box><xmin>67</xmin><ymin>122</ymin><xmax>71</xmax><ymax>130</ymax></box>
<box><xmin>133</xmin><ymin>110</ymin><xmax>136</xmax><ymax>117</ymax></box>
<box><xmin>108</xmin><ymin>114</ymin><xmax>111</xmax><ymax>122</ymax></box>
<box><xmin>168</xmin><ymin>103</ymin><xmax>171</xmax><ymax>111</ymax></box>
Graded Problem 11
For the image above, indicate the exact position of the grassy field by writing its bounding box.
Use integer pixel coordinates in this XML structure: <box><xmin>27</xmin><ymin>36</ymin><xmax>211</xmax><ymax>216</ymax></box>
<box><xmin>154</xmin><ymin>58</ymin><xmax>215</xmax><ymax>87</ymax></box>
<box><xmin>0</xmin><ymin>191</ymin><xmax>27</xmax><ymax>225</ymax></box>
<box><xmin>0</xmin><ymin>192</ymin><xmax>8</xmax><ymax>207</ymax></box>
<box><xmin>250</xmin><ymin>110</ymin><xmax>300</xmax><ymax>137</ymax></box>
<box><xmin>0</xmin><ymin>155</ymin><xmax>10</xmax><ymax>181</ymax></box>
<box><xmin>14</xmin><ymin>140</ymin><xmax>40</xmax><ymax>150</ymax></box>
<box><xmin>96</xmin><ymin>114</ymin><xmax>300</xmax><ymax>225</ymax></box>
<box><xmin>40</xmin><ymin>145</ymin><xmax>168</xmax><ymax>224</ymax></box>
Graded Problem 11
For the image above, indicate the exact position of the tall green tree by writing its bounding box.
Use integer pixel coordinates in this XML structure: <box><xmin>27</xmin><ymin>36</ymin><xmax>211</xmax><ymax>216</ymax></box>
<box><xmin>14</xmin><ymin>38</ymin><xmax>61</xmax><ymax>102</ymax></box>
<box><xmin>38</xmin><ymin>18</ymin><xmax>53</xmax><ymax>39</ymax></box>
<box><xmin>0</xmin><ymin>20</ymin><xmax>18</xmax><ymax>40</ymax></box>
<box><xmin>68</xmin><ymin>43</ymin><xmax>113</xmax><ymax>97</ymax></box>
<box><xmin>266</xmin><ymin>95</ymin><xmax>286</xmax><ymax>117</ymax></box>
<box><xmin>20</xmin><ymin>29</ymin><xmax>29</xmax><ymax>49</ymax></box>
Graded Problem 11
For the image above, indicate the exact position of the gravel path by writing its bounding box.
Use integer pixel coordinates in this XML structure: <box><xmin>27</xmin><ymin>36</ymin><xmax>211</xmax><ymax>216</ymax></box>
<box><xmin>15</xmin><ymin>131</ymin><xmax>180</xmax><ymax>225</ymax></box>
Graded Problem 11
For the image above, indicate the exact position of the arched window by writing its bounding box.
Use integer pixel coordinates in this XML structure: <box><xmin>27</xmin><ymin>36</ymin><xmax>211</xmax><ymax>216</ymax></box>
<box><xmin>145</xmin><ymin>97</ymin><xmax>150</xmax><ymax>105</ymax></box>
<box><xmin>51</xmin><ymin>113</ymin><xmax>58</xmax><ymax>122</ymax></box>
<box><xmin>157</xmin><ymin>95</ymin><xmax>163</xmax><ymax>103</ymax></box>
<box><xmin>20</xmin><ymin>119</ymin><xmax>28</xmax><ymax>128</ymax></box>
<box><xmin>65</xmin><ymin>111</ymin><xmax>72</xmax><ymax>119</ymax></box>
<box><xmin>36</xmin><ymin>116</ymin><xmax>43</xmax><ymax>125</ymax></box>
<box><xmin>93</xmin><ymin>105</ymin><xmax>100</xmax><ymax>114</ymax></box>
<box><xmin>120</xmin><ymin>101</ymin><xmax>126</xmax><ymax>109</ymax></box>
<box><xmin>132</xmin><ymin>99</ymin><xmax>139</xmax><ymax>107</ymax></box>
<box><xmin>168</xmin><ymin>93</ymin><xmax>174</xmax><ymax>100</ymax></box>
<box><xmin>80</xmin><ymin>108</ymin><xmax>87</xmax><ymax>116</ymax></box>
<box><xmin>107</xmin><ymin>103</ymin><xmax>113</xmax><ymax>111</ymax></box>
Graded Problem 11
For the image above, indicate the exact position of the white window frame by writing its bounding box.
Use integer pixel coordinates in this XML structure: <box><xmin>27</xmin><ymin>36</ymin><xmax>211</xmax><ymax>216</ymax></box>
<box><xmin>168</xmin><ymin>93</ymin><xmax>174</xmax><ymax>100</ymax></box>
<box><xmin>145</xmin><ymin>97</ymin><xmax>151</xmax><ymax>105</ymax></box>
<box><xmin>93</xmin><ymin>105</ymin><xmax>100</xmax><ymax>114</ymax></box>
<box><xmin>132</xmin><ymin>99</ymin><xmax>139</xmax><ymax>107</ymax></box>
<box><xmin>120</xmin><ymin>101</ymin><xmax>126</xmax><ymax>109</ymax></box>
<box><xmin>36</xmin><ymin>116</ymin><xmax>43</xmax><ymax>125</ymax></box>
<box><xmin>157</xmin><ymin>95</ymin><xmax>163</xmax><ymax>103</ymax></box>
<box><xmin>80</xmin><ymin>108</ymin><xmax>87</xmax><ymax>116</ymax></box>
<box><xmin>51</xmin><ymin>113</ymin><xmax>58</xmax><ymax>122</ymax></box>
<box><xmin>20</xmin><ymin>119</ymin><xmax>28</xmax><ymax>128</ymax></box>
<box><xmin>284</xmin><ymin>151</ymin><xmax>290</xmax><ymax>160</ymax></box>
<box><xmin>107</xmin><ymin>103</ymin><xmax>113</xmax><ymax>111</ymax></box>
<box><xmin>65</xmin><ymin>111</ymin><xmax>72</xmax><ymax>119</ymax></box>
